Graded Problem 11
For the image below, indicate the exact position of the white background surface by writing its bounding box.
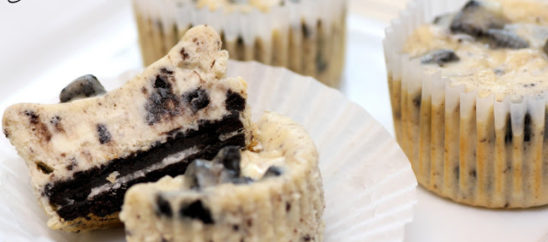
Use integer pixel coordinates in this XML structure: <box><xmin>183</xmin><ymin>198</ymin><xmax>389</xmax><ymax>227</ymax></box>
<box><xmin>1</xmin><ymin>0</ymin><xmax>548</xmax><ymax>241</ymax></box>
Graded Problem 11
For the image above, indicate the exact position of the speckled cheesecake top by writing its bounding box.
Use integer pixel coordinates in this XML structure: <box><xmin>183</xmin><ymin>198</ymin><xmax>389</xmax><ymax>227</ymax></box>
<box><xmin>195</xmin><ymin>0</ymin><xmax>297</xmax><ymax>12</ymax></box>
<box><xmin>2</xmin><ymin>25</ymin><xmax>251</xmax><ymax>190</ymax></box>
<box><xmin>239</xmin><ymin>112</ymin><xmax>316</xmax><ymax>179</ymax></box>
<box><xmin>403</xmin><ymin>0</ymin><xmax>548</xmax><ymax>100</ymax></box>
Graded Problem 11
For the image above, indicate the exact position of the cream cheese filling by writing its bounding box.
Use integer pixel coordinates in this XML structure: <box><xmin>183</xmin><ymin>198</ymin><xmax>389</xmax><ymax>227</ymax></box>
<box><xmin>240</xmin><ymin>149</ymin><xmax>285</xmax><ymax>180</ymax></box>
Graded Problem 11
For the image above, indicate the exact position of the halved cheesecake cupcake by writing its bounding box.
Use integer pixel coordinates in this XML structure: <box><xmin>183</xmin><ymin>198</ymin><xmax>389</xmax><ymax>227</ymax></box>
<box><xmin>385</xmin><ymin>0</ymin><xmax>548</xmax><ymax>208</ymax></box>
<box><xmin>120</xmin><ymin>112</ymin><xmax>324</xmax><ymax>242</ymax></box>
<box><xmin>2</xmin><ymin>26</ymin><xmax>255</xmax><ymax>231</ymax></box>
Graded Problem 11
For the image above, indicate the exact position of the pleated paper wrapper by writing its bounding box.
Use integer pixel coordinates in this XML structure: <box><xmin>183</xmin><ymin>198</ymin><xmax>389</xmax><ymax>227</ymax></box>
<box><xmin>0</xmin><ymin>61</ymin><xmax>417</xmax><ymax>241</ymax></box>
<box><xmin>384</xmin><ymin>0</ymin><xmax>548</xmax><ymax>208</ymax></box>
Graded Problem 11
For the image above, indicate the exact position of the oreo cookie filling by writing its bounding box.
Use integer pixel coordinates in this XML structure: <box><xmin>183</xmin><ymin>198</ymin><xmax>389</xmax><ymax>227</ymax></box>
<box><xmin>45</xmin><ymin>95</ymin><xmax>246</xmax><ymax>221</ymax></box>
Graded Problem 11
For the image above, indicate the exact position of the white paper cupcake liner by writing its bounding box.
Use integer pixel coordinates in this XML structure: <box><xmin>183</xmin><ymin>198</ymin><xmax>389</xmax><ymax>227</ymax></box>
<box><xmin>384</xmin><ymin>0</ymin><xmax>548</xmax><ymax>208</ymax></box>
<box><xmin>230</xmin><ymin>62</ymin><xmax>417</xmax><ymax>241</ymax></box>
<box><xmin>0</xmin><ymin>61</ymin><xmax>416</xmax><ymax>241</ymax></box>
<box><xmin>132</xmin><ymin>0</ymin><xmax>347</xmax><ymax>87</ymax></box>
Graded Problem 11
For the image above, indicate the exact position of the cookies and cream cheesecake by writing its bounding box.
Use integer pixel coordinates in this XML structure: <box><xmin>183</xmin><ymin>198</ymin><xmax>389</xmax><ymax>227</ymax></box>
<box><xmin>120</xmin><ymin>112</ymin><xmax>324</xmax><ymax>242</ymax></box>
<box><xmin>385</xmin><ymin>0</ymin><xmax>548</xmax><ymax>208</ymax></box>
<box><xmin>2</xmin><ymin>26</ymin><xmax>255</xmax><ymax>231</ymax></box>
<box><xmin>132</xmin><ymin>0</ymin><xmax>347</xmax><ymax>87</ymax></box>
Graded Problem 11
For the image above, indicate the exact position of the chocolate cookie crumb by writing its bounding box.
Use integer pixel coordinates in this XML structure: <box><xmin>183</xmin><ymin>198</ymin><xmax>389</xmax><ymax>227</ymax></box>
<box><xmin>36</xmin><ymin>161</ymin><xmax>53</xmax><ymax>174</ymax></box>
<box><xmin>183</xmin><ymin>88</ymin><xmax>210</xmax><ymax>113</ymax></box>
<box><xmin>97</xmin><ymin>124</ymin><xmax>112</xmax><ymax>144</ymax></box>
<box><xmin>179</xmin><ymin>200</ymin><xmax>213</xmax><ymax>224</ymax></box>
<box><xmin>156</xmin><ymin>195</ymin><xmax>173</xmax><ymax>217</ymax></box>
<box><xmin>225</xmin><ymin>91</ymin><xmax>245</xmax><ymax>111</ymax></box>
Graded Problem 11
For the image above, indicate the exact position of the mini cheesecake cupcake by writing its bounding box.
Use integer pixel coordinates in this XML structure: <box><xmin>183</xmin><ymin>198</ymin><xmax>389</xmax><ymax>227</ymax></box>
<box><xmin>132</xmin><ymin>0</ymin><xmax>347</xmax><ymax>87</ymax></box>
<box><xmin>2</xmin><ymin>26</ymin><xmax>255</xmax><ymax>231</ymax></box>
<box><xmin>120</xmin><ymin>112</ymin><xmax>323</xmax><ymax>242</ymax></box>
<box><xmin>384</xmin><ymin>0</ymin><xmax>548</xmax><ymax>208</ymax></box>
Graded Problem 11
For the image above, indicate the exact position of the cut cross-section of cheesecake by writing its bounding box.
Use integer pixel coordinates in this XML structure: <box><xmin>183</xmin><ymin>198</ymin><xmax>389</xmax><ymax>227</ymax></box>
<box><xmin>120</xmin><ymin>112</ymin><xmax>324</xmax><ymax>242</ymax></box>
<box><xmin>2</xmin><ymin>26</ymin><xmax>255</xmax><ymax>232</ymax></box>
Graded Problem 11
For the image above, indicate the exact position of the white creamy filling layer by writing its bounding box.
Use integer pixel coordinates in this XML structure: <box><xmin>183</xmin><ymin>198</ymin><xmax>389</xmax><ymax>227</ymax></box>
<box><xmin>218</xmin><ymin>129</ymin><xmax>243</xmax><ymax>142</ymax></box>
<box><xmin>87</xmin><ymin>146</ymin><xmax>200</xmax><ymax>199</ymax></box>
